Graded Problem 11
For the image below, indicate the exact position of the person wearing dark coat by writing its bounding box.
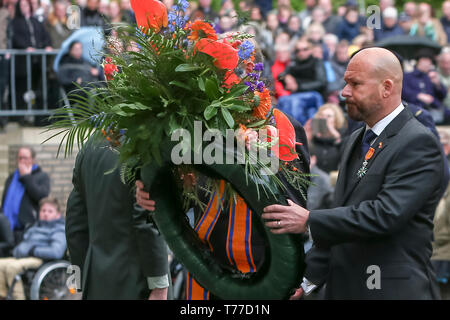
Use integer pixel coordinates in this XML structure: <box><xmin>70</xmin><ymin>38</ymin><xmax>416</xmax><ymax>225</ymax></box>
<box><xmin>7</xmin><ymin>0</ymin><xmax>52</xmax><ymax>109</ymax></box>
<box><xmin>278</xmin><ymin>37</ymin><xmax>328</xmax><ymax>98</ymax></box>
<box><xmin>264</xmin><ymin>48</ymin><xmax>444</xmax><ymax>300</ymax></box>
<box><xmin>80</xmin><ymin>0</ymin><xmax>109</xmax><ymax>33</ymax></box>
<box><xmin>1</xmin><ymin>146</ymin><xmax>50</xmax><ymax>244</ymax></box>
<box><xmin>373</xmin><ymin>7</ymin><xmax>405</xmax><ymax>42</ymax></box>
<box><xmin>66</xmin><ymin>137</ymin><xmax>170</xmax><ymax>300</ymax></box>
<box><xmin>402</xmin><ymin>50</ymin><xmax>447</xmax><ymax>124</ymax></box>
<box><xmin>57</xmin><ymin>41</ymin><xmax>101</xmax><ymax>94</ymax></box>
<box><xmin>336</xmin><ymin>6</ymin><xmax>362</xmax><ymax>42</ymax></box>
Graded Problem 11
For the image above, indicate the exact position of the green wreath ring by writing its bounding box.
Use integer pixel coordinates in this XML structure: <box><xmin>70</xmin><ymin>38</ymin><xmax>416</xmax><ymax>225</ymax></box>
<box><xmin>141</xmin><ymin>145</ymin><xmax>306</xmax><ymax>300</ymax></box>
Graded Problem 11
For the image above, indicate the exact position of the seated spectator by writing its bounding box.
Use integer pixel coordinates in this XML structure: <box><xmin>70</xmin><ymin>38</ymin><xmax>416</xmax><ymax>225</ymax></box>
<box><xmin>305</xmin><ymin>22</ymin><xmax>329</xmax><ymax>60</ymax></box>
<box><xmin>249</xmin><ymin>4</ymin><xmax>264</xmax><ymax>27</ymax></box>
<box><xmin>323</xmin><ymin>33</ymin><xmax>338</xmax><ymax>58</ymax></box>
<box><xmin>318</xmin><ymin>0</ymin><xmax>342</xmax><ymax>35</ymax></box>
<box><xmin>190</xmin><ymin>0</ymin><xmax>218</xmax><ymax>24</ymax></box>
<box><xmin>409</xmin><ymin>2</ymin><xmax>447</xmax><ymax>47</ymax></box>
<box><xmin>285</xmin><ymin>14</ymin><xmax>303</xmax><ymax>45</ymax></box>
<box><xmin>441</xmin><ymin>1</ymin><xmax>450</xmax><ymax>44</ymax></box>
<box><xmin>57</xmin><ymin>41</ymin><xmax>101</xmax><ymax>94</ymax></box>
<box><xmin>402</xmin><ymin>49</ymin><xmax>447</xmax><ymax>124</ymax></box>
<box><xmin>215</xmin><ymin>14</ymin><xmax>235</xmax><ymax>34</ymax></box>
<box><xmin>0</xmin><ymin>197</ymin><xmax>66</xmax><ymax>300</ymax></box>
<box><xmin>278</xmin><ymin>37</ymin><xmax>327</xmax><ymax>98</ymax></box>
<box><xmin>373</xmin><ymin>6</ymin><xmax>404</xmax><ymax>42</ymax></box>
<box><xmin>398</xmin><ymin>1</ymin><xmax>416</xmax><ymax>33</ymax></box>
<box><xmin>120</xmin><ymin>0</ymin><xmax>135</xmax><ymax>24</ymax></box>
<box><xmin>438</xmin><ymin>48</ymin><xmax>450</xmax><ymax>124</ymax></box>
<box><xmin>302</xmin><ymin>5</ymin><xmax>325</xmax><ymax>30</ymax></box>
<box><xmin>298</xmin><ymin>0</ymin><xmax>316</xmax><ymax>30</ymax></box>
<box><xmin>328</xmin><ymin>39</ymin><xmax>350</xmax><ymax>100</ymax></box>
<box><xmin>307</xmin><ymin>144</ymin><xmax>334</xmax><ymax>211</ymax></box>
<box><xmin>254</xmin><ymin>0</ymin><xmax>272</xmax><ymax>18</ymax></box>
<box><xmin>1</xmin><ymin>146</ymin><xmax>50</xmax><ymax>244</ymax></box>
<box><xmin>271</xmin><ymin>43</ymin><xmax>291</xmax><ymax>99</ymax></box>
<box><xmin>336</xmin><ymin>6</ymin><xmax>361</xmax><ymax>42</ymax></box>
<box><xmin>259</xmin><ymin>12</ymin><xmax>282</xmax><ymax>62</ymax></box>
<box><xmin>277</xmin><ymin>4</ymin><xmax>292</xmax><ymax>31</ymax></box>
<box><xmin>309</xmin><ymin>103</ymin><xmax>347</xmax><ymax>173</ymax></box>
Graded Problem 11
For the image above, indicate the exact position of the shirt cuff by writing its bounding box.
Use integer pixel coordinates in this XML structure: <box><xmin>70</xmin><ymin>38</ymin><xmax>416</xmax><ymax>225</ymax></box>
<box><xmin>147</xmin><ymin>275</ymin><xmax>169</xmax><ymax>290</ymax></box>
<box><xmin>300</xmin><ymin>277</ymin><xmax>317</xmax><ymax>296</ymax></box>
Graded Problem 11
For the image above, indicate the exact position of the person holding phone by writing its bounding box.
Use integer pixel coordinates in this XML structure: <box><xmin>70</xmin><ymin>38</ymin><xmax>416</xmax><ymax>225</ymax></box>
<box><xmin>308</xmin><ymin>103</ymin><xmax>347</xmax><ymax>173</ymax></box>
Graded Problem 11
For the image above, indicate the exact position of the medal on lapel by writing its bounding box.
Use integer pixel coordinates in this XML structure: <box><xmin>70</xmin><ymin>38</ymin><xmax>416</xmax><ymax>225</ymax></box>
<box><xmin>357</xmin><ymin>147</ymin><xmax>375</xmax><ymax>178</ymax></box>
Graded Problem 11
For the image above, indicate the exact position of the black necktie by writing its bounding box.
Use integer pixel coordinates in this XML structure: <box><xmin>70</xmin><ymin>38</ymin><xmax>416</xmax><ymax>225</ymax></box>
<box><xmin>361</xmin><ymin>129</ymin><xmax>377</xmax><ymax>157</ymax></box>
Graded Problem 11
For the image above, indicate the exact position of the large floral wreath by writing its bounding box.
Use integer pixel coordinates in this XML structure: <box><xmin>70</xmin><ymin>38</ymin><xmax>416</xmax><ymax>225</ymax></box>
<box><xmin>47</xmin><ymin>0</ymin><xmax>310</xmax><ymax>299</ymax></box>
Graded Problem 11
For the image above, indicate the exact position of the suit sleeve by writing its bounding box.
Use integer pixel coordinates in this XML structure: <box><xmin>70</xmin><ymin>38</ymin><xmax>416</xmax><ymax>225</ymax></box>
<box><xmin>308</xmin><ymin>131</ymin><xmax>444</xmax><ymax>248</ymax></box>
<box><xmin>65</xmin><ymin>149</ymin><xmax>90</xmax><ymax>270</ymax></box>
<box><xmin>132</xmin><ymin>204</ymin><xmax>169</xmax><ymax>278</ymax></box>
<box><xmin>304</xmin><ymin>246</ymin><xmax>331</xmax><ymax>286</ymax></box>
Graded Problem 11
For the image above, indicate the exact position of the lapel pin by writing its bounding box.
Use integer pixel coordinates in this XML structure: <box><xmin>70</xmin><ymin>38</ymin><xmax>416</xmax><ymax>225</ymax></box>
<box><xmin>357</xmin><ymin>147</ymin><xmax>375</xmax><ymax>178</ymax></box>
<box><xmin>378</xmin><ymin>142</ymin><xmax>383</xmax><ymax>149</ymax></box>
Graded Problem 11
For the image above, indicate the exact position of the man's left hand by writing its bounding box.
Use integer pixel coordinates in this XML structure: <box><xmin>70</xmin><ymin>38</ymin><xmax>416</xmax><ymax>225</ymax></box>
<box><xmin>262</xmin><ymin>200</ymin><xmax>309</xmax><ymax>234</ymax></box>
<box><xmin>148</xmin><ymin>287</ymin><xmax>168</xmax><ymax>300</ymax></box>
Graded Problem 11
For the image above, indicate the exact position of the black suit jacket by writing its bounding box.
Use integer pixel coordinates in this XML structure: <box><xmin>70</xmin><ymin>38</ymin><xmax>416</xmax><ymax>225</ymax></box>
<box><xmin>306</xmin><ymin>108</ymin><xmax>444</xmax><ymax>299</ymax></box>
<box><xmin>66</xmin><ymin>138</ymin><xmax>169</xmax><ymax>299</ymax></box>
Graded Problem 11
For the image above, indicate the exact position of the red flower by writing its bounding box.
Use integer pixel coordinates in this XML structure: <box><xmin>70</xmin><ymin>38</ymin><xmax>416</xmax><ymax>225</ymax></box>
<box><xmin>195</xmin><ymin>38</ymin><xmax>239</xmax><ymax>70</ymax></box>
<box><xmin>222</xmin><ymin>70</ymin><xmax>240</xmax><ymax>88</ymax></box>
<box><xmin>272</xmin><ymin>108</ymin><xmax>298</xmax><ymax>161</ymax></box>
<box><xmin>130</xmin><ymin>0</ymin><xmax>168</xmax><ymax>33</ymax></box>
<box><xmin>104</xmin><ymin>62</ymin><xmax>118</xmax><ymax>81</ymax></box>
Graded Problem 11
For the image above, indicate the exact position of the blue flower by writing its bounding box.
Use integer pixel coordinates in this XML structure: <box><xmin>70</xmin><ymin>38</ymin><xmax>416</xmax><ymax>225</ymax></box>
<box><xmin>238</xmin><ymin>40</ymin><xmax>254</xmax><ymax>60</ymax></box>
<box><xmin>168</xmin><ymin>11</ymin><xmax>189</xmax><ymax>32</ymax></box>
<box><xmin>254</xmin><ymin>62</ymin><xmax>264</xmax><ymax>72</ymax></box>
<box><xmin>256</xmin><ymin>81</ymin><xmax>265</xmax><ymax>92</ymax></box>
<box><xmin>248</xmin><ymin>73</ymin><xmax>259</xmax><ymax>81</ymax></box>
<box><xmin>244</xmin><ymin>81</ymin><xmax>255</xmax><ymax>92</ymax></box>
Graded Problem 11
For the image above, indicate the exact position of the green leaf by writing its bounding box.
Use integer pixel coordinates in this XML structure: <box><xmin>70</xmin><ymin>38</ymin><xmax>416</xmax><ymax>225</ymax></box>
<box><xmin>225</xmin><ymin>104</ymin><xmax>251</xmax><ymax>112</ymax></box>
<box><xmin>221</xmin><ymin>107</ymin><xmax>234</xmax><ymax>128</ymax></box>
<box><xmin>175</xmin><ymin>64</ymin><xmax>202</xmax><ymax>72</ymax></box>
<box><xmin>198</xmin><ymin>77</ymin><xmax>205</xmax><ymax>91</ymax></box>
<box><xmin>169</xmin><ymin>80</ymin><xmax>191</xmax><ymax>90</ymax></box>
<box><xmin>205</xmin><ymin>78</ymin><xmax>220</xmax><ymax>100</ymax></box>
<box><xmin>204</xmin><ymin>104</ymin><xmax>218</xmax><ymax>120</ymax></box>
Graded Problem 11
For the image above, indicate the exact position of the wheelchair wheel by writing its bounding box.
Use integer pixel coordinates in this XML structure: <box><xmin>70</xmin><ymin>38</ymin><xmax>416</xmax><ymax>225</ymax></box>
<box><xmin>29</xmin><ymin>260</ymin><xmax>76</xmax><ymax>300</ymax></box>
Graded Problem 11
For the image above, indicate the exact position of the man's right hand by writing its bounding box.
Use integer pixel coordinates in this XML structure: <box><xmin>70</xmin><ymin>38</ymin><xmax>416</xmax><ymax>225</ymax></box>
<box><xmin>135</xmin><ymin>180</ymin><xmax>156</xmax><ymax>211</ymax></box>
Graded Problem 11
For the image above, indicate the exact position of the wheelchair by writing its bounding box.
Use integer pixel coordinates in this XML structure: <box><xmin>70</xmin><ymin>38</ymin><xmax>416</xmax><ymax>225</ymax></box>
<box><xmin>6</xmin><ymin>259</ymin><xmax>80</xmax><ymax>300</ymax></box>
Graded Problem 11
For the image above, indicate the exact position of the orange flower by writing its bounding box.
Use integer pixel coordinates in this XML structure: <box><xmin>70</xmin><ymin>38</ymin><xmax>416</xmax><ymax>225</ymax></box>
<box><xmin>195</xmin><ymin>38</ymin><xmax>238</xmax><ymax>70</ymax></box>
<box><xmin>253</xmin><ymin>88</ymin><xmax>271</xmax><ymax>119</ymax></box>
<box><xmin>130</xmin><ymin>0</ymin><xmax>168</xmax><ymax>33</ymax></box>
<box><xmin>187</xmin><ymin>21</ymin><xmax>218</xmax><ymax>41</ymax></box>
<box><xmin>272</xmin><ymin>108</ymin><xmax>298</xmax><ymax>161</ymax></box>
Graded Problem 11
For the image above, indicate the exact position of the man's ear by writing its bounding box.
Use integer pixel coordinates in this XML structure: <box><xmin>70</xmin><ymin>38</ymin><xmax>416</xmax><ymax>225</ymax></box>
<box><xmin>382</xmin><ymin>79</ymin><xmax>394</xmax><ymax>98</ymax></box>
